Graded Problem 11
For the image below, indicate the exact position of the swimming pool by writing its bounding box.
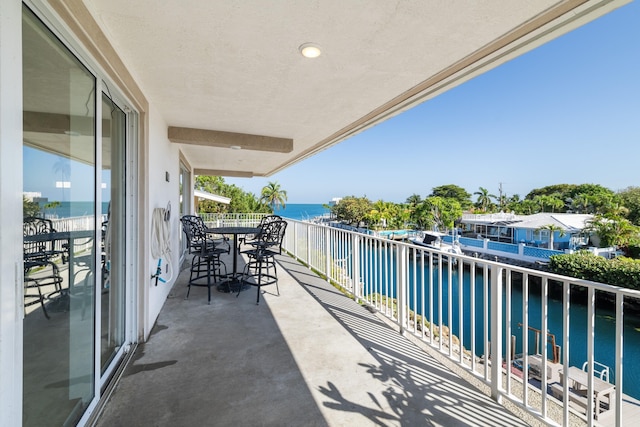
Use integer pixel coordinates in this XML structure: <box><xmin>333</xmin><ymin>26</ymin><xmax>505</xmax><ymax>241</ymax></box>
<box><xmin>375</xmin><ymin>229</ymin><xmax>418</xmax><ymax>239</ymax></box>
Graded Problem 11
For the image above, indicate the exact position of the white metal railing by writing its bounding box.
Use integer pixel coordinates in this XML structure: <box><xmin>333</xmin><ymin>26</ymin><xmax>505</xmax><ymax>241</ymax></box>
<box><xmin>197</xmin><ymin>212</ymin><xmax>266</xmax><ymax>227</ymax></box>
<box><xmin>281</xmin><ymin>218</ymin><xmax>640</xmax><ymax>427</ymax></box>
<box><xmin>49</xmin><ymin>215</ymin><xmax>105</xmax><ymax>254</ymax></box>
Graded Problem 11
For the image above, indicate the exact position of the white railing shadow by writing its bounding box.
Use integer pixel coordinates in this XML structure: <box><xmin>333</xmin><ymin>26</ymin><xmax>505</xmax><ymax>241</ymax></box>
<box><xmin>281</xmin><ymin>218</ymin><xmax>640</xmax><ymax>427</ymax></box>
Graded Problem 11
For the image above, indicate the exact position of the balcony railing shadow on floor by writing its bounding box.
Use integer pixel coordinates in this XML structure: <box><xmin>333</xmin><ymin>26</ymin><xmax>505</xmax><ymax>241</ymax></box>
<box><xmin>94</xmin><ymin>249</ymin><xmax>530</xmax><ymax>426</ymax></box>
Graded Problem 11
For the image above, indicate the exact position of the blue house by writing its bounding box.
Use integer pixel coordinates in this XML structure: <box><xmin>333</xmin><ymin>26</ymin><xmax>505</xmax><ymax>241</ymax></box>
<box><xmin>459</xmin><ymin>212</ymin><xmax>593</xmax><ymax>250</ymax></box>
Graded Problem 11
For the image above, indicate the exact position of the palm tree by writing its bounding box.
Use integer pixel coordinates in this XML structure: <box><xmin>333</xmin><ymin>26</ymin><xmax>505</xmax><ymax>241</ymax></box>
<box><xmin>366</xmin><ymin>200</ymin><xmax>386</xmax><ymax>229</ymax></box>
<box><xmin>23</xmin><ymin>196</ymin><xmax>41</xmax><ymax>217</ymax></box>
<box><xmin>585</xmin><ymin>214</ymin><xmax>639</xmax><ymax>248</ymax></box>
<box><xmin>549</xmin><ymin>196</ymin><xmax>564</xmax><ymax>213</ymax></box>
<box><xmin>260</xmin><ymin>181</ymin><xmax>287</xmax><ymax>212</ymax></box>
<box><xmin>411</xmin><ymin>200</ymin><xmax>434</xmax><ymax>231</ymax></box>
<box><xmin>536</xmin><ymin>224</ymin><xmax>565</xmax><ymax>250</ymax></box>
<box><xmin>53</xmin><ymin>157</ymin><xmax>70</xmax><ymax>201</ymax></box>
<box><xmin>406</xmin><ymin>194</ymin><xmax>421</xmax><ymax>206</ymax></box>
<box><xmin>533</xmin><ymin>195</ymin><xmax>550</xmax><ymax>212</ymax></box>
<box><xmin>571</xmin><ymin>193</ymin><xmax>591</xmax><ymax>213</ymax></box>
<box><xmin>474</xmin><ymin>187</ymin><xmax>496</xmax><ymax>212</ymax></box>
<box><xmin>44</xmin><ymin>201</ymin><xmax>61</xmax><ymax>217</ymax></box>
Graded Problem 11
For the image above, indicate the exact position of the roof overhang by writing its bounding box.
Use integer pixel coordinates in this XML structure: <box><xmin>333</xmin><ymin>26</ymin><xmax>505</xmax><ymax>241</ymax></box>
<box><xmin>194</xmin><ymin>189</ymin><xmax>231</xmax><ymax>205</ymax></box>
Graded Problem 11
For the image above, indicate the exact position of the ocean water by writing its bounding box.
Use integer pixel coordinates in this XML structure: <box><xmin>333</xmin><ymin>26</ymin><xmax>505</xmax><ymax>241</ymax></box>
<box><xmin>40</xmin><ymin>201</ymin><xmax>328</xmax><ymax>221</ymax></box>
<box><xmin>273</xmin><ymin>203</ymin><xmax>330</xmax><ymax>221</ymax></box>
<box><xmin>38</xmin><ymin>201</ymin><xmax>110</xmax><ymax>218</ymax></box>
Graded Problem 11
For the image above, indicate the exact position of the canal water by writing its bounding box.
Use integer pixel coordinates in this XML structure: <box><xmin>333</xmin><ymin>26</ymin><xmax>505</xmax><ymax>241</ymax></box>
<box><xmin>405</xmin><ymin>265</ymin><xmax>640</xmax><ymax>399</ymax></box>
<box><xmin>357</xmin><ymin>248</ymin><xmax>640</xmax><ymax>399</ymax></box>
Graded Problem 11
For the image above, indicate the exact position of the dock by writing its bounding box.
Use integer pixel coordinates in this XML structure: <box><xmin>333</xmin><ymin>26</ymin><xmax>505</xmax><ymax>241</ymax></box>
<box><xmin>508</xmin><ymin>358</ymin><xmax>640</xmax><ymax>425</ymax></box>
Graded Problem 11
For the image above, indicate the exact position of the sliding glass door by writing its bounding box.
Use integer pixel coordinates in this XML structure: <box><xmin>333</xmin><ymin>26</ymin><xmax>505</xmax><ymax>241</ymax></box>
<box><xmin>100</xmin><ymin>94</ymin><xmax>127</xmax><ymax>375</ymax></box>
<box><xmin>22</xmin><ymin>5</ymin><xmax>130</xmax><ymax>425</ymax></box>
<box><xmin>23</xmin><ymin>7</ymin><xmax>96</xmax><ymax>425</ymax></box>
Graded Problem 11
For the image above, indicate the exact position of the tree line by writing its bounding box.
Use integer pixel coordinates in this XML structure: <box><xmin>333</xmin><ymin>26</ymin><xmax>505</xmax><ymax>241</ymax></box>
<box><xmin>195</xmin><ymin>176</ymin><xmax>287</xmax><ymax>214</ymax></box>
<box><xmin>329</xmin><ymin>183</ymin><xmax>640</xmax><ymax>256</ymax></box>
<box><xmin>192</xmin><ymin>178</ymin><xmax>640</xmax><ymax>256</ymax></box>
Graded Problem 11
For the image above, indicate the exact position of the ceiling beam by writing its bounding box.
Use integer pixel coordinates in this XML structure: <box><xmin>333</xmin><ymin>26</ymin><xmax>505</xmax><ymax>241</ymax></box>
<box><xmin>24</xmin><ymin>111</ymin><xmax>110</xmax><ymax>136</ymax></box>
<box><xmin>194</xmin><ymin>168</ymin><xmax>254</xmax><ymax>178</ymax></box>
<box><xmin>168</xmin><ymin>126</ymin><xmax>293</xmax><ymax>153</ymax></box>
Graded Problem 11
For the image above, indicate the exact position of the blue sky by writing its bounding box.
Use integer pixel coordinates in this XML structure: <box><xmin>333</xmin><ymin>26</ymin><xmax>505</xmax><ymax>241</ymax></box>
<box><xmin>227</xmin><ymin>1</ymin><xmax>640</xmax><ymax>204</ymax></box>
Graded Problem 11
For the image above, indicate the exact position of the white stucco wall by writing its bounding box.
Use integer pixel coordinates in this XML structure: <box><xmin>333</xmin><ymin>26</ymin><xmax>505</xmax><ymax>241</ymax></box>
<box><xmin>146</xmin><ymin>105</ymin><xmax>182</xmax><ymax>332</ymax></box>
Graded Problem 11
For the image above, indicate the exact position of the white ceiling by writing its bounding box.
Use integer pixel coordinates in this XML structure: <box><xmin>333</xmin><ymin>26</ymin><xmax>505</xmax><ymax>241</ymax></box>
<box><xmin>82</xmin><ymin>0</ymin><xmax>623</xmax><ymax>177</ymax></box>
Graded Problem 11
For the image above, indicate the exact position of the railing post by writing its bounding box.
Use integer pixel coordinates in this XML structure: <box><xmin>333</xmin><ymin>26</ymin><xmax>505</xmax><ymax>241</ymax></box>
<box><xmin>352</xmin><ymin>233</ymin><xmax>360</xmax><ymax>299</ymax></box>
<box><xmin>615</xmin><ymin>292</ymin><xmax>623</xmax><ymax>426</ymax></box>
<box><xmin>490</xmin><ymin>265</ymin><xmax>504</xmax><ymax>403</ymax></box>
<box><xmin>325</xmin><ymin>226</ymin><xmax>331</xmax><ymax>282</ymax></box>
<box><xmin>292</xmin><ymin>221</ymin><xmax>298</xmax><ymax>259</ymax></box>
<box><xmin>306</xmin><ymin>222</ymin><xmax>312</xmax><ymax>266</ymax></box>
<box><xmin>397</xmin><ymin>244</ymin><xmax>407</xmax><ymax>334</ymax></box>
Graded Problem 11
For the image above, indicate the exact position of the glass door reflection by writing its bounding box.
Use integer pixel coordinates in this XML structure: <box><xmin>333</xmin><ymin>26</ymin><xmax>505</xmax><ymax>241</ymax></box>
<box><xmin>22</xmin><ymin>6</ymin><xmax>96</xmax><ymax>426</ymax></box>
<box><xmin>100</xmin><ymin>93</ymin><xmax>126</xmax><ymax>374</ymax></box>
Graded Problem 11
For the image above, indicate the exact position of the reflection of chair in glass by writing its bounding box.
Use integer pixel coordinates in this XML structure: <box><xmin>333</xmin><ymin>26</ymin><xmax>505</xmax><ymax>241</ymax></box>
<box><xmin>180</xmin><ymin>215</ymin><xmax>230</xmax><ymax>304</ymax></box>
<box><xmin>239</xmin><ymin>219</ymin><xmax>287</xmax><ymax>305</ymax></box>
<box><xmin>23</xmin><ymin>216</ymin><xmax>68</xmax><ymax>262</ymax></box>
<box><xmin>23</xmin><ymin>217</ymin><xmax>65</xmax><ymax>318</ymax></box>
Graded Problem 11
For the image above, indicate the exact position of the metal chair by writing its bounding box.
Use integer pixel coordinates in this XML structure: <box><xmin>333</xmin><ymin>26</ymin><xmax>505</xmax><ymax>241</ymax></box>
<box><xmin>23</xmin><ymin>217</ymin><xmax>65</xmax><ymax>318</ymax></box>
<box><xmin>180</xmin><ymin>215</ymin><xmax>229</xmax><ymax>304</ymax></box>
<box><xmin>239</xmin><ymin>219</ymin><xmax>287</xmax><ymax>304</ymax></box>
<box><xmin>259</xmin><ymin>214</ymin><xmax>283</xmax><ymax>226</ymax></box>
<box><xmin>239</xmin><ymin>214</ymin><xmax>282</xmax><ymax>248</ymax></box>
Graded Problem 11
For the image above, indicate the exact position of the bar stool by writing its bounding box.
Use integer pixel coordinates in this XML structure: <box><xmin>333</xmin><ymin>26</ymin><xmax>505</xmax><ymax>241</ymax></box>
<box><xmin>180</xmin><ymin>215</ymin><xmax>229</xmax><ymax>304</ymax></box>
<box><xmin>239</xmin><ymin>219</ymin><xmax>287</xmax><ymax>304</ymax></box>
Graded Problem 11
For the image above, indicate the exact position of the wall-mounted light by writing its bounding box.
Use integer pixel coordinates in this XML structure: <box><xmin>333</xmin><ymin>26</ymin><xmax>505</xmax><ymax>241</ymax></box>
<box><xmin>230</xmin><ymin>145</ymin><xmax>242</xmax><ymax>150</ymax></box>
<box><xmin>299</xmin><ymin>43</ymin><xmax>322</xmax><ymax>58</ymax></box>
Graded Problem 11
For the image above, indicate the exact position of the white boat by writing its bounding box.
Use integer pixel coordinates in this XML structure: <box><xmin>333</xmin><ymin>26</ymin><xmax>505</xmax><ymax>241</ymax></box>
<box><xmin>410</xmin><ymin>231</ymin><xmax>463</xmax><ymax>255</ymax></box>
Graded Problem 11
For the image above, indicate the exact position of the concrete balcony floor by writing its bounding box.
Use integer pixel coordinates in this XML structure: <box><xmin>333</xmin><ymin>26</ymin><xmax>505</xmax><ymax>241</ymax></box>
<box><xmin>94</xmin><ymin>251</ymin><xmax>532</xmax><ymax>427</ymax></box>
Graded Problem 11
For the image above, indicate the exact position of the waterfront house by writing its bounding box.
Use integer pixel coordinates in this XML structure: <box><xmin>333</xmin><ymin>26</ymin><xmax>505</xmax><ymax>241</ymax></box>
<box><xmin>1</xmin><ymin>1</ymin><xmax>636</xmax><ymax>426</ymax></box>
<box><xmin>460</xmin><ymin>212</ymin><xmax>593</xmax><ymax>250</ymax></box>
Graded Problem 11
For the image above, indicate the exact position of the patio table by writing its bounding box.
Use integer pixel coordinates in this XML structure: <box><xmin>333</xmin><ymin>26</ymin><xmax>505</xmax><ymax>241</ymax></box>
<box><xmin>207</xmin><ymin>226</ymin><xmax>260</xmax><ymax>292</ymax></box>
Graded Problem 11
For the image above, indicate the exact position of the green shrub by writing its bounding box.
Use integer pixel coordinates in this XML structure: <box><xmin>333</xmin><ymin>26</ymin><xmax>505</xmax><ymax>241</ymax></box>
<box><xmin>549</xmin><ymin>251</ymin><xmax>640</xmax><ymax>291</ymax></box>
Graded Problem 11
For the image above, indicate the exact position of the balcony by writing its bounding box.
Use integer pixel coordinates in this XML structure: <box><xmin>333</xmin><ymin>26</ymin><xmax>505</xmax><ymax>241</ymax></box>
<box><xmin>94</xmin><ymin>218</ymin><xmax>640</xmax><ymax>426</ymax></box>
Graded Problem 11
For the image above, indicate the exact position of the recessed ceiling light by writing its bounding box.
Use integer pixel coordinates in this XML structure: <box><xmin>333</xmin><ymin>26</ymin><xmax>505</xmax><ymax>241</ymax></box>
<box><xmin>299</xmin><ymin>43</ymin><xmax>322</xmax><ymax>58</ymax></box>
